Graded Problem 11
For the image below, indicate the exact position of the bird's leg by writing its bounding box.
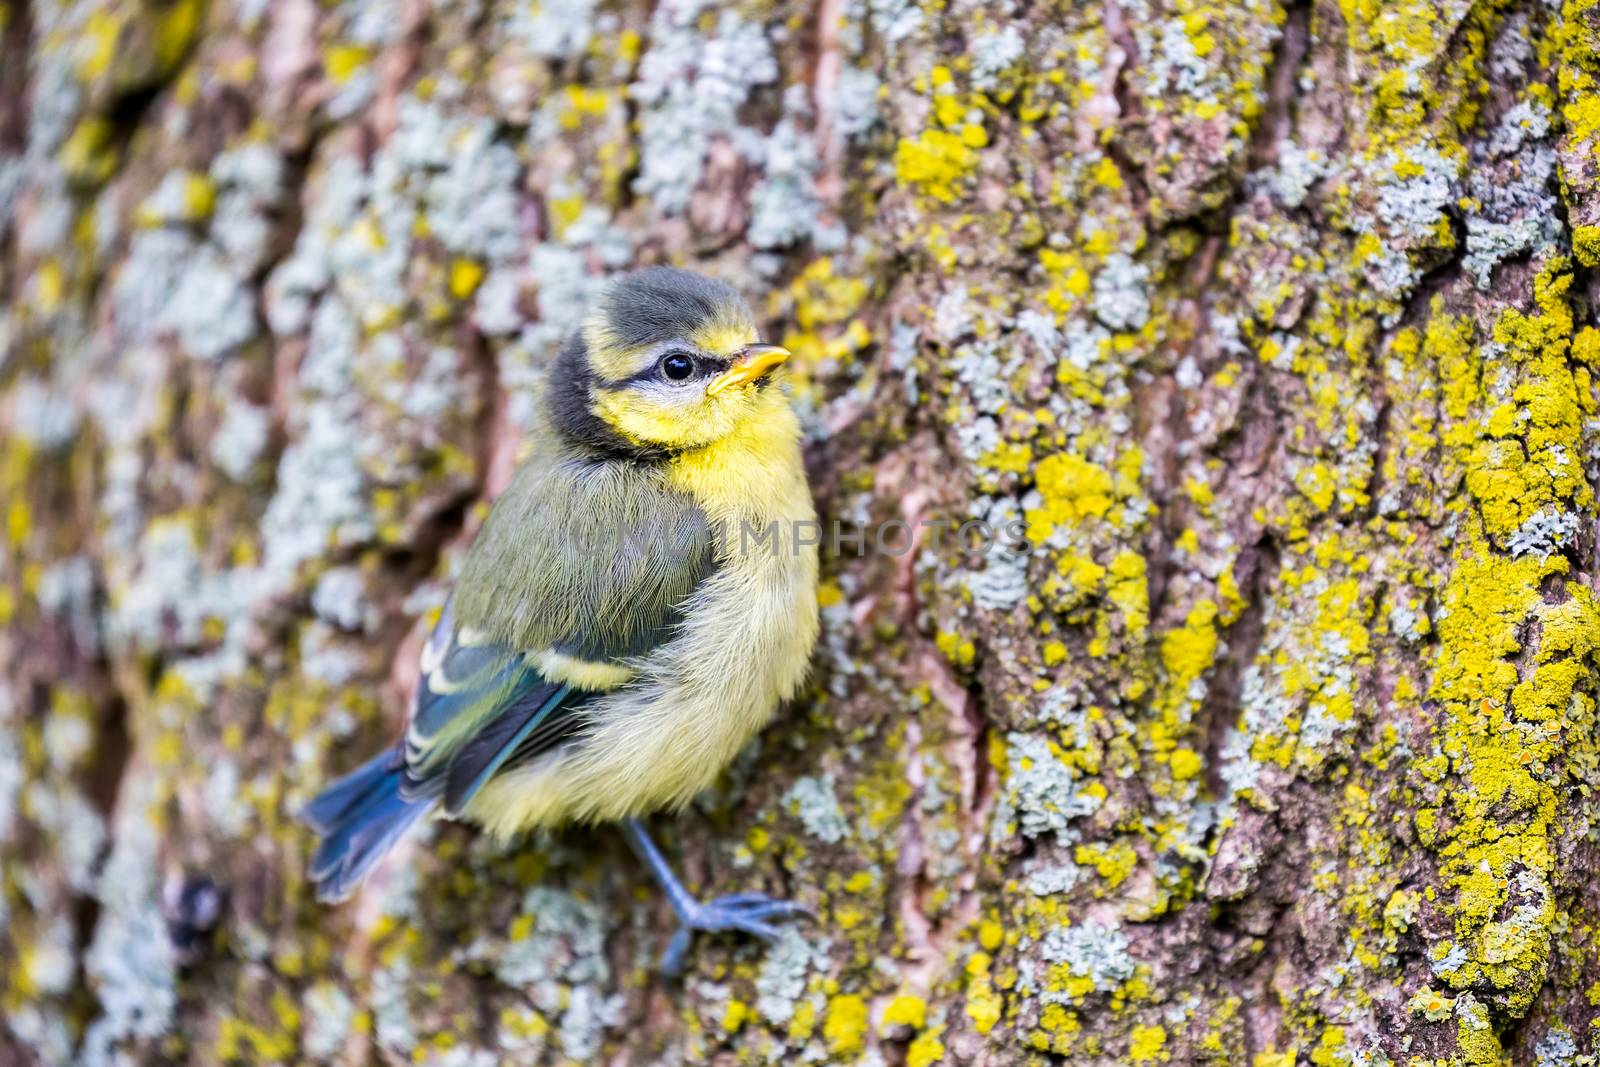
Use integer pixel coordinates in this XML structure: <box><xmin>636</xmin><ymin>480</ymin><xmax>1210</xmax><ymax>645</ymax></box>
<box><xmin>622</xmin><ymin>817</ymin><xmax>810</xmax><ymax>976</ymax></box>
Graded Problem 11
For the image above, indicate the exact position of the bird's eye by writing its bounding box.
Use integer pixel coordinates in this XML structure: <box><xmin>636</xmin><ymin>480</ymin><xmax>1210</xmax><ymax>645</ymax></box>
<box><xmin>660</xmin><ymin>353</ymin><xmax>695</xmax><ymax>381</ymax></box>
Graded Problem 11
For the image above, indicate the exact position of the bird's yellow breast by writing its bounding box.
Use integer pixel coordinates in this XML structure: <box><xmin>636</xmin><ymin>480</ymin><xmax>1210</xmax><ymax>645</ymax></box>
<box><xmin>664</xmin><ymin>388</ymin><xmax>813</xmax><ymax>530</ymax></box>
<box><xmin>465</xmin><ymin>389</ymin><xmax>820</xmax><ymax>835</ymax></box>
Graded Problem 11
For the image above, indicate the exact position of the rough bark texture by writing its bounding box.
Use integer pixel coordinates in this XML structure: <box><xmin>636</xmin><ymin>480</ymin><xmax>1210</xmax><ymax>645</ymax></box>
<box><xmin>5</xmin><ymin>0</ymin><xmax>1600</xmax><ymax>1063</ymax></box>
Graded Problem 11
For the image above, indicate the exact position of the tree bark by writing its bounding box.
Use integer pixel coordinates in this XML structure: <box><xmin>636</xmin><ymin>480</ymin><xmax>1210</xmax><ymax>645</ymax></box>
<box><xmin>4</xmin><ymin>0</ymin><xmax>1600</xmax><ymax>1063</ymax></box>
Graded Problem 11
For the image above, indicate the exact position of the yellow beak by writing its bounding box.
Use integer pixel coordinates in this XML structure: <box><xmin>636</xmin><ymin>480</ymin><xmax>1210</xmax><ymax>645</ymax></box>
<box><xmin>705</xmin><ymin>343</ymin><xmax>791</xmax><ymax>397</ymax></box>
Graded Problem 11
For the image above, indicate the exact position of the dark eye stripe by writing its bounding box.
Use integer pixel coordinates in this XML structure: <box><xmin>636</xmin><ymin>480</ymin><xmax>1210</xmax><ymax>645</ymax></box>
<box><xmin>606</xmin><ymin>350</ymin><xmax>730</xmax><ymax>387</ymax></box>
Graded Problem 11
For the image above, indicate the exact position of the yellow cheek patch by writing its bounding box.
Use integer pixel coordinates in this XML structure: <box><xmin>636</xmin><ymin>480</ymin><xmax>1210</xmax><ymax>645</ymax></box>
<box><xmin>591</xmin><ymin>388</ymin><xmax>722</xmax><ymax>449</ymax></box>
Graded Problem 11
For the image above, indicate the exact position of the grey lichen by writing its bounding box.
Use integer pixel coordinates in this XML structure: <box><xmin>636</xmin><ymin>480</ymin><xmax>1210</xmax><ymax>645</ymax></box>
<box><xmin>1090</xmin><ymin>253</ymin><xmax>1151</xmax><ymax>332</ymax></box>
<box><xmin>1028</xmin><ymin>920</ymin><xmax>1136</xmax><ymax>1004</ymax></box>
<box><xmin>161</xmin><ymin>248</ymin><xmax>257</xmax><ymax>361</ymax></box>
<box><xmin>631</xmin><ymin>4</ymin><xmax>779</xmax><ymax>215</ymax></box>
<box><xmin>482</xmin><ymin>886</ymin><xmax>621</xmax><ymax>1061</ymax></box>
<box><xmin>301</xmin><ymin>980</ymin><xmax>358</xmax><ymax>1062</ymax></box>
<box><xmin>992</xmin><ymin>732</ymin><xmax>1102</xmax><ymax>843</ymax></box>
<box><xmin>754</xmin><ymin>928</ymin><xmax>827</xmax><ymax>1026</ymax></box>
<box><xmin>782</xmin><ymin>774</ymin><xmax>849</xmax><ymax>844</ymax></box>
<box><xmin>1506</xmin><ymin>507</ymin><xmax>1581</xmax><ymax>560</ymax></box>
<box><xmin>79</xmin><ymin>776</ymin><xmax>177</xmax><ymax>1067</ymax></box>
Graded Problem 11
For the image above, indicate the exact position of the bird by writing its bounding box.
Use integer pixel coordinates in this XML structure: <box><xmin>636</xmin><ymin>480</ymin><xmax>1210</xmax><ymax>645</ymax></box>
<box><xmin>300</xmin><ymin>266</ymin><xmax>821</xmax><ymax>974</ymax></box>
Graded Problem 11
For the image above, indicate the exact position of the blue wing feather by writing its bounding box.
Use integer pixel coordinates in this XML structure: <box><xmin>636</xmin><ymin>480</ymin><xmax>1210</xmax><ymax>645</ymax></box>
<box><xmin>409</xmin><ymin>599</ymin><xmax>530</xmax><ymax>748</ymax></box>
<box><xmin>442</xmin><ymin>681</ymin><xmax>576</xmax><ymax>815</ymax></box>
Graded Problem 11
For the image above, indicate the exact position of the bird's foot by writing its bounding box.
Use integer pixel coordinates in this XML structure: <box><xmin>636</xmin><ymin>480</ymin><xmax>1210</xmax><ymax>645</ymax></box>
<box><xmin>660</xmin><ymin>892</ymin><xmax>812</xmax><ymax>976</ymax></box>
<box><xmin>622</xmin><ymin>819</ymin><xmax>812</xmax><ymax>976</ymax></box>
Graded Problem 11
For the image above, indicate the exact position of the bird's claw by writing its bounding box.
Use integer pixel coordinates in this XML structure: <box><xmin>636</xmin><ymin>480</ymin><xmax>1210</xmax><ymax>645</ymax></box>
<box><xmin>660</xmin><ymin>892</ymin><xmax>813</xmax><ymax>976</ymax></box>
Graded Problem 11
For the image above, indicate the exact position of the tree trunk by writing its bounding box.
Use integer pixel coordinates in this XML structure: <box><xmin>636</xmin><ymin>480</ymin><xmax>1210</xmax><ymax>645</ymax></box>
<box><xmin>4</xmin><ymin>0</ymin><xmax>1600</xmax><ymax>1063</ymax></box>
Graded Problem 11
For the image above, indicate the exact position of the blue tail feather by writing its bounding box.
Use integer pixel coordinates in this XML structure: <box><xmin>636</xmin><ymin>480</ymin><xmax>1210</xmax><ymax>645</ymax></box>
<box><xmin>302</xmin><ymin>751</ymin><xmax>433</xmax><ymax>902</ymax></box>
<box><xmin>302</xmin><ymin>751</ymin><xmax>396</xmax><ymax>832</ymax></box>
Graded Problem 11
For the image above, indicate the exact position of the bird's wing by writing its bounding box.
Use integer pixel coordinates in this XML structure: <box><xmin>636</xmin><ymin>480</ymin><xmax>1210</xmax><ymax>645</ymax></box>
<box><xmin>399</xmin><ymin>603</ymin><xmax>583</xmax><ymax>814</ymax></box>
<box><xmin>452</xmin><ymin>447</ymin><xmax>716</xmax><ymax>661</ymax></box>
<box><xmin>400</xmin><ymin>449</ymin><xmax>713</xmax><ymax>815</ymax></box>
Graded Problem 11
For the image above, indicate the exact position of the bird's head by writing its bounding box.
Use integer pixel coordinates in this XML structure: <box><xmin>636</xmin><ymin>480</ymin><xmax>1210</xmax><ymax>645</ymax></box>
<box><xmin>566</xmin><ymin>267</ymin><xmax>791</xmax><ymax>453</ymax></box>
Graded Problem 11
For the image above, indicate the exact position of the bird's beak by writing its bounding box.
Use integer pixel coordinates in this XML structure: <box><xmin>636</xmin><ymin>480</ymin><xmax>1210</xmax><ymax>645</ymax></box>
<box><xmin>705</xmin><ymin>343</ymin><xmax>791</xmax><ymax>397</ymax></box>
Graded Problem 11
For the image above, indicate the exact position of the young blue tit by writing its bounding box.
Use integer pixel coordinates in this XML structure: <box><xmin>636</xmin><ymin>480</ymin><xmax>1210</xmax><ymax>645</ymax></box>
<box><xmin>301</xmin><ymin>267</ymin><xmax>820</xmax><ymax>974</ymax></box>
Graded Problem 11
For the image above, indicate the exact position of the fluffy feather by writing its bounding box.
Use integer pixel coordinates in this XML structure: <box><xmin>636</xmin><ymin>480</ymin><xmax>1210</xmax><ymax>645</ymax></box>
<box><xmin>465</xmin><ymin>386</ymin><xmax>818</xmax><ymax>834</ymax></box>
<box><xmin>301</xmin><ymin>266</ymin><xmax>818</xmax><ymax>898</ymax></box>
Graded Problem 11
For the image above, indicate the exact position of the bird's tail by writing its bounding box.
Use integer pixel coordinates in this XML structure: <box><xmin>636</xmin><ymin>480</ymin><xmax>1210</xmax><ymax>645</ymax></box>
<box><xmin>302</xmin><ymin>751</ymin><xmax>433</xmax><ymax>902</ymax></box>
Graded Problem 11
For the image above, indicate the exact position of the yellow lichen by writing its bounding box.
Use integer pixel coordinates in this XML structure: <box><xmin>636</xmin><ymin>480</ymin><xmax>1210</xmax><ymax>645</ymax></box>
<box><xmin>881</xmin><ymin>995</ymin><xmax>927</xmax><ymax>1033</ymax></box>
<box><xmin>1129</xmin><ymin>1023</ymin><xmax>1168</xmax><ymax>1062</ymax></box>
<box><xmin>895</xmin><ymin>129</ymin><xmax>979</xmax><ymax>204</ymax></box>
<box><xmin>1025</xmin><ymin>453</ymin><xmax>1115</xmax><ymax>541</ymax></box>
<box><xmin>823</xmin><ymin>994</ymin><xmax>869</xmax><ymax>1056</ymax></box>
<box><xmin>906</xmin><ymin>1023</ymin><xmax>946</xmax><ymax>1067</ymax></box>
